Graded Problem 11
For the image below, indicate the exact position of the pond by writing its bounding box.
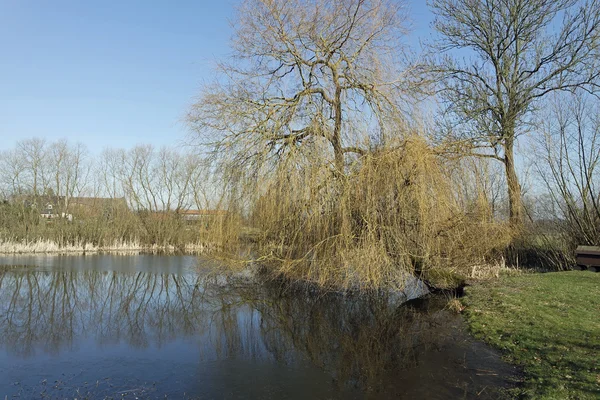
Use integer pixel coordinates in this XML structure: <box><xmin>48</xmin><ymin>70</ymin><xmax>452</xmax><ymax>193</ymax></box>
<box><xmin>0</xmin><ymin>254</ymin><xmax>518</xmax><ymax>399</ymax></box>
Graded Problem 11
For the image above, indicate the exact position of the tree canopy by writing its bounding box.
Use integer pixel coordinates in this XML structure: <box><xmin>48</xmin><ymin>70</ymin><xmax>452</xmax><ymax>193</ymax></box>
<box><xmin>189</xmin><ymin>0</ymin><xmax>416</xmax><ymax>176</ymax></box>
<box><xmin>430</xmin><ymin>0</ymin><xmax>600</xmax><ymax>223</ymax></box>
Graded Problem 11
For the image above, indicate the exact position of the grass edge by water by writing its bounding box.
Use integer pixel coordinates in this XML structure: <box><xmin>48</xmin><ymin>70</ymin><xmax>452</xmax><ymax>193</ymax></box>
<box><xmin>462</xmin><ymin>271</ymin><xmax>600</xmax><ymax>399</ymax></box>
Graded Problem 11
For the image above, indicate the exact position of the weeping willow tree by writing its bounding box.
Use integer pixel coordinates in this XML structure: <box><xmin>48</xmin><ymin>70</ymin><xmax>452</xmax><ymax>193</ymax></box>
<box><xmin>189</xmin><ymin>0</ymin><xmax>511</xmax><ymax>290</ymax></box>
<box><xmin>188</xmin><ymin>0</ymin><xmax>414</xmax><ymax>176</ymax></box>
<box><xmin>249</xmin><ymin>137</ymin><xmax>511</xmax><ymax>290</ymax></box>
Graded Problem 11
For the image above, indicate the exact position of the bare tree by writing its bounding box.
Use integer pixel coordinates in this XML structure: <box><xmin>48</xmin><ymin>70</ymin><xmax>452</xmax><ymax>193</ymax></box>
<box><xmin>47</xmin><ymin>140</ymin><xmax>90</xmax><ymax>208</ymax></box>
<box><xmin>154</xmin><ymin>147</ymin><xmax>197</xmax><ymax>212</ymax></box>
<box><xmin>430</xmin><ymin>0</ymin><xmax>600</xmax><ymax>224</ymax></box>
<box><xmin>122</xmin><ymin>145</ymin><xmax>158</xmax><ymax>212</ymax></box>
<box><xmin>97</xmin><ymin>146</ymin><xmax>202</xmax><ymax>213</ymax></box>
<box><xmin>0</xmin><ymin>149</ymin><xmax>26</xmax><ymax>198</ymax></box>
<box><xmin>535</xmin><ymin>93</ymin><xmax>600</xmax><ymax>245</ymax></box>
<box><xmin>17</xmin><ymin>138</ymin><xmax>48</xmax><ymax>197</ymax></box>
<box><xmin>97</xmin><ymin>148</ymin><xmax>126</xmax><ymax>200</ymax></box>
<box><xmin>47</xmin><ymin>140</ymin><xmax>68</xmax><ymax>200</ymax></box>
<box><xmin>189</xmin><ymin>0</ymin><xmax>415</xmax><ymax>177</ymax></box>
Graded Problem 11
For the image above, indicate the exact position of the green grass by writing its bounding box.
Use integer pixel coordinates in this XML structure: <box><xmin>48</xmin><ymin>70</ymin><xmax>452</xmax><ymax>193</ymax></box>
<box><xmin>463</xmin><ymin>271</ymin><xmax>600</xmax><ymax>399</ymax></box>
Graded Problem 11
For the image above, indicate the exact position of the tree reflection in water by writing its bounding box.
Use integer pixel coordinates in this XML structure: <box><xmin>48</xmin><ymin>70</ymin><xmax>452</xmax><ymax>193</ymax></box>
<box><xmin>0</xmin><ymin>270</ymin><xmax>211</xmax><ymax>355</ymax></box>
<box><xmin>0</xmin><ymin>267</ymin><xmax>516</xmax><ymax>399</ymax></box>
<box><xmin>202</xmin><ymin>278</ymin><xmax>511</xmax><ymax>397</ymax></box>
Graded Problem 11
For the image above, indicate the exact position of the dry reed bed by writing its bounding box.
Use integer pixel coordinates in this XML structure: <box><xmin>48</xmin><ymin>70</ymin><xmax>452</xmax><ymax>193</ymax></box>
<box><xmin>0</xmin><ymin>239</ymin><xmax>217</xmax><ymax>255</ymax></box>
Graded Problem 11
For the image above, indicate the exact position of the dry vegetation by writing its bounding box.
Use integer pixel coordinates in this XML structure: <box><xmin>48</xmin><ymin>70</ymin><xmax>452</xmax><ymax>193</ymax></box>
<box><xmin>0</xmin><ymin>200</ymin><xmax>241</xmax><ymax>254</ymax></box>
<box><xmin>2</xmin><ymin>0</ymin><xmax>600</xmax><ymax>291</ymax></box>
<box><xmin>250</xmin><ymin>136</ymin><xmax>512</xmax><ymax>290</ymax></box>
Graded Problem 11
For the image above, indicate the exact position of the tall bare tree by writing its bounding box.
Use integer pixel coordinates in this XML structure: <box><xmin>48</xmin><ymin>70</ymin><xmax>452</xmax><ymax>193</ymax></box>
<box><xmin>97</xmin><ymin>148</ymin><xmax>126</xmax><ymax>200</ymax></box>
<box><xmin>535</xmin><ymin>93</ymin><xmax>600</xmax><ymax>245</ymax></box>
<box><xmin>430</xmin><ymin>0</ymin><xmax>600</xmax><ymax>224</ymax></box>
<box><xmin>189</xmin><ymin>0</ymin><xmax>415</xmax><ymax>177</ymax></box>
<box><xmin>0</xmin><ymin>149</ymin><xmax>26</xmax><ymax>198</ymax></box>
<box><xmin>17</xmin><ymin>138</ymin><xmax>48</xmax><ymax>197</ymax></box>
<box><xmin>47</xmin><ymin>140</ymin><xmax>90</xmax><ymax>208</ymax></box>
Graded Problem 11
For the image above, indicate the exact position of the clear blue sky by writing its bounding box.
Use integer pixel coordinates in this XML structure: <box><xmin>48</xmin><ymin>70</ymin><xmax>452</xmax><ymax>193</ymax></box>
<box><xmin>0</xmin><ymin>0</ymin><xmax>433</xmax><ymax>153</ymax></box>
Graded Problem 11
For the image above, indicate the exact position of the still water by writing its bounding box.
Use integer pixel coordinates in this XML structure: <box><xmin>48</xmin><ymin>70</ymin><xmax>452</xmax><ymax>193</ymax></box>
<box><xmin>0</xmin><ymin>254</ymin><xmax>517</xmax><ymax>399</ymax></box>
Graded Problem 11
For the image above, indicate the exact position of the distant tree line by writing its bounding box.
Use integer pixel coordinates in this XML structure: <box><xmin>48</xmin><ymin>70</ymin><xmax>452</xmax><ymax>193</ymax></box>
<box><xmin>0</xmin><ymin>139</ymin><xmax>238</xmax><ymax>250</ymax></box>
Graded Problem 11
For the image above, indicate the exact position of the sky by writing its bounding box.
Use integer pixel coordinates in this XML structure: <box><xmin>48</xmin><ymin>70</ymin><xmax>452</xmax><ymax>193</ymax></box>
<box><xmin>0</xmin><ymin>0</ymin><xmax>434</xmax><ymax>153</ymax></box>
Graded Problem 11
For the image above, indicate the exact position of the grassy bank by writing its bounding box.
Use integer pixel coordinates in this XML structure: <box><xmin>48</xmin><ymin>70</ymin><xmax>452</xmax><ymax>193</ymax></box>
<box><xmin>463</xmin><ymin>271</ymin><xmax>600</xmax><ymax>399</ymax></box>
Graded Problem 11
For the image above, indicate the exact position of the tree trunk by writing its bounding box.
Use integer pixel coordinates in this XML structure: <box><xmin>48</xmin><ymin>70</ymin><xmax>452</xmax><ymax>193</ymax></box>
<box><xmin>504</xmin><ymin>137</ymin><xmax>523</xmax><ymax>225</ymax></box>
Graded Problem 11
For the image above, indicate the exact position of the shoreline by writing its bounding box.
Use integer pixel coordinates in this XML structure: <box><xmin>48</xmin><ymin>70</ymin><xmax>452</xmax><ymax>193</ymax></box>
<box><xmin>0</xmin><ymin>240</ymin><xmax>216</xmax><ymax>256</ymax></box>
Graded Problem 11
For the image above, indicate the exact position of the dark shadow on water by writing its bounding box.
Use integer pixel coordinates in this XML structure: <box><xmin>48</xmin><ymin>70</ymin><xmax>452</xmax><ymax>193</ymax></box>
<box><xmin>0</xmin><ymin>255</ymin><xmax>520</xmax><ymax>399</ymax></box>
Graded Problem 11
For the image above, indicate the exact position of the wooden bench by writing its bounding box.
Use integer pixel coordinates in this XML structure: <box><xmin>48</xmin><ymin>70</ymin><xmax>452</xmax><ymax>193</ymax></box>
<box><xmin>575</xmin><ymin>246</ymin><xmax>600</xmax><ymax>272</ymax></box>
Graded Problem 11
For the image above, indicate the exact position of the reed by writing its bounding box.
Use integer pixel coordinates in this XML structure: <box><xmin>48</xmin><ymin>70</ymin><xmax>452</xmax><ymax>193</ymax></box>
<box><xmin>0</xmin><ymin>238</ymin><xmax>215</xmax><ymax>255</ymax></box>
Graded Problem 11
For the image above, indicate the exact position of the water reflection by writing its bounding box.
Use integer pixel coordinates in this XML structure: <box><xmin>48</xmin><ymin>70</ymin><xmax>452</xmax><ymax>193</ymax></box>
<box><xmin>204</xmin><ymin>280</ymin><xmax>496</xmax><ymax>396</ymax></box>
<box><xmin>0</xmin><ymin>271</ymin><xmax>209</xmax><ymax>355</ymax></box>
<box><xmin>0</xmin><ymin>261</ymin><xmax>516</xmax><ymax>399</ymax></box>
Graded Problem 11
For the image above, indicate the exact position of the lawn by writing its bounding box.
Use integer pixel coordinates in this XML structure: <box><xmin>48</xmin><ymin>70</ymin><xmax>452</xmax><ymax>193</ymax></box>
<box><xmin>463</xmin><ymin>271</ymin><xmax>600</xmax><ymax>399</ymax></box>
